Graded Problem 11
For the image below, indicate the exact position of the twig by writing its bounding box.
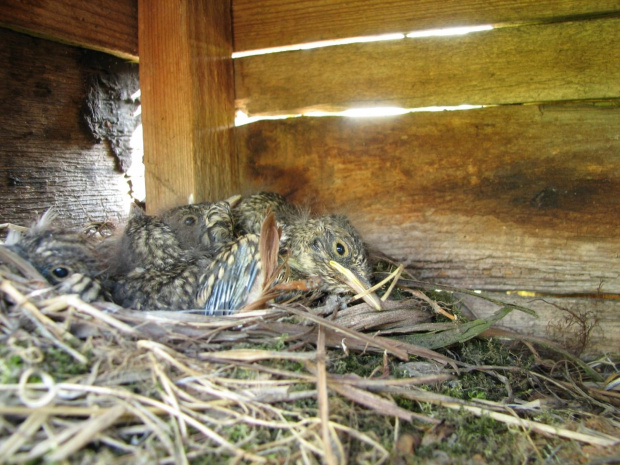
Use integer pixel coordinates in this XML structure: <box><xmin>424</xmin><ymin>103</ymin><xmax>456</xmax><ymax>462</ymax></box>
<box><xmin>390</xmin><ymin>387</ymin><xmax>619</xmax><ymax>447</ymax></box>
<box><xmin>46</xmin><ymin>405</ymin><xmax>127</xmax><ymax>461</ymax></box>
<box><xmin>0</xmin><ymin>280</ymin><xmax>87</xmax><ymax>364</ymax></box>
<box><xmin>401</xmin><ymin>288</ymin><xmax>456</xmax><ymax>320</ymax></box>
<box><xmin>42</xmin><ymin>295</ymin><xmax>137</xmax><ymax>334</ymax></box>
<box><xmin>0</xmin><ymin>412</ymin><xmax>47</xmax><ymax>458</ymax></box>
<box><xmin>316</xmin><ymin>326</ymin><xmax>340</xmax><ymax>465</ymax></box>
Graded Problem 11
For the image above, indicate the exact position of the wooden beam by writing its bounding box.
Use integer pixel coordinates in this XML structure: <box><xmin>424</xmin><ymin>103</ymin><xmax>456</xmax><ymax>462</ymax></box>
<box><xmin>139</xmin><ymin>0</ymin><xmax>238</xmax><ymax>213</ymax></box>
<box><xmin>0</xmin><ymin>0</ymin><xmax>137</xmax><ymax>61</ymax></box>
<box><xmin>233</xmin><ymin>0</ymin><xmax>620</xmax><ymax>52</ymax></box>
<box><xmin>235</xmin><ymin>17</ymin><xmax>620</xmax><ymax>115</ymax></box>
<box><xmin>235</xmin><ymin>102</ymin><xmax>620</xmax><ymax>294</ymax></box>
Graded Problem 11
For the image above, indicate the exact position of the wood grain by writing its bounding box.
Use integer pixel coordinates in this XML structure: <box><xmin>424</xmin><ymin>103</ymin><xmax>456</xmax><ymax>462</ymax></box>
<box><xmin>235</xmin><ymin>17</ymin><xmax>620</xmax><ymax>116</ymax></box>
<box><xmin>235</xmin><ymin>102</ymin><xmax>620</xmax><ymax>294</ymax></box>
<box><xmin>233</xmin><ymin>0</ymin><xmax>620</xmax><ymax>52</ymax></box>
<box><xmin>139</xmin><ymin>0</ymin><xmax>238</xmax><ymax>214</ymax></box>
<box><xmin>458</xmin><ymin>292</ymin><xmax>620</xmax><ymax>356</ymax></box>
<box><xmin>0</xmin><ymin>29</ymin><xmax>132</xmax><ymax>228</ymax></box>
<box><xmin>3</xmin><ymin>0</ymin><xmax>617</xmax><ymax>59</ymax></box>
<box><xmin>0</xmin><ymin>0</ymin><xmax>137</xmax><ymax>61</ymax></box>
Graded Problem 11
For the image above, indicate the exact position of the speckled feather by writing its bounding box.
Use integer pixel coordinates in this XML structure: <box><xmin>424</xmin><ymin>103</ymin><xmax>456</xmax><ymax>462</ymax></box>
<box><xmin>283</xmin><ymin>214</ymin><xmax>373</xmax><ymax>295</ymax></box>
<box><xmin>233</xmin><ymin>192</ymin><xmax>301</xmax><ymax>235</ymax></box>
<box><xmin>160</xmin><ymin>201</ymin><xmax>235</xmax><ymax>255</ymax></box>
<box><xmin>110</xmin><ymin>214</ymin><xmax>190</xmax><ymax>274</ymax></box>
<box><xmin>6</xmin><ymin>215</ymin><xmax>103</xmax><ymax>302</ymax></box>
<box><xmin>110</xmin><ymin>213</ymin><xmax>264</xmax><ymax>313</ymax></box>
<box><xmin>233</xmin><ymin>192</ymin><xmax>373</xmax><ymax>297</ymax></box>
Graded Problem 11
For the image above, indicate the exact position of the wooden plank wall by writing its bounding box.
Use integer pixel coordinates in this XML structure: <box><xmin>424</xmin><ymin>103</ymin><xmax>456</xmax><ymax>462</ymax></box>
<box><xmin>0</xmin><ymin>0</ymin><xmax>137</xmax><ymax>61</ymax></box>
<box><xmin>0</xmin><ymin>28</ymin><xmax>135</xmax><ymax>228</ymax></box>
<box><xmin>233</xmin><ymin>2</ymin><xmax>620</xmax><ymax>354</ymax></box>
<box><xmin>232</xmin><ymin>0</ymin><xmax>620</xmax><ymax>51</ymax></box>
<box><xmin>235</xmin><ymin>17</ymin><xmax>620</xmax><ymax>115</ymax></box>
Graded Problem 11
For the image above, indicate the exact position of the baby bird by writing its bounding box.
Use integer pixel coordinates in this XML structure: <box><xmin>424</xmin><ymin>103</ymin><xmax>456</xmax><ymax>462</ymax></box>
<box><xmin>4</xmin><ymin>212</ymin><xmax>103</xmax><ymax>302</ymax></box>
<box><xmin>108</xmin><ymin>213</ymin><xmax>270</xmax><ymax>313</ymax></box>
<box><xmin>160</xmin><ymin>200</ymin><xmax>235</xmax><ymax>256</ymax></box>
<box><xmin>110</xmin><ymin>213</ymin><xmax>188</xmax><ymax>274</ymax></box>
<box><xmin>234</xmin><ymin>192</ymin><xmax>299</xmax><ymax>235</ymax></box>
<box><xmin>233</xmin><ymin>192</ymin><xmax>381</xmax><ymax>309</ymax></box>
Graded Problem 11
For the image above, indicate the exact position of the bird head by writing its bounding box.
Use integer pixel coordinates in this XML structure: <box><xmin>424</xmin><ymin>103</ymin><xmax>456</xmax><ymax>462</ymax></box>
<box><xmin>161</xmin><ymin>201</ymin><xmax>234</xmax><ymax>254</ymax></box>
<box><xmin>233</xmin><ymin>192</ymin><xmax>301</xmax><ymax>235</ymax></box>
<box><xmin>284</xmin><ymin>215</ymin><xmax>381</xmax><ymax>309</ymax></box>
<box><xmin>7</xmin><ymin>224</ymin><xmax>103</xmax><ymax>301</ymax></box>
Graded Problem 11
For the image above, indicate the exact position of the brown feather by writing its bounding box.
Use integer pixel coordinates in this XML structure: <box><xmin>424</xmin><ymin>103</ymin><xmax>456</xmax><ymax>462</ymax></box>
<box><xmin>259</xmin><ymin>211</ymin><xmax>280</xmax><ymax>289</ymax></box>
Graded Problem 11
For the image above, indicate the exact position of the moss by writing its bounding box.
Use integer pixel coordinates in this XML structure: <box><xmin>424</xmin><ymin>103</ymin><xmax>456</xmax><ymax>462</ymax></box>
<box><xmin>226</xmin><ymin>423</ymin><xmax>252</xmax><ymax>443</ymax></box>
<box><xmin>292</xmin><ymin>391</ymin><xmax>319</xmax><ymax>413</ymax></box>
<box><xmin>434</xmin><ymin>338</ymin><xmax>535</xmax><ymax>402</ymax></box>
<box><xmin>0</xmin><ymin>342</ymin><xmax>92</xmax><ymax>384</ymax></box>
<box><xmin>0</xmin><ymin>353</ymin><xmax>24</xmax><ymax>384</ymax></box>
<box><xmin>41</xmin><ymin>347</ymin><xmax>92</xmax><ymax>380</ymax></box>
<box><xmin>391</xmin><ymin>408</ymin><xmax>535</xmax><ymax>465</ymax></box>
<box><xmin>457</xmin><ymin>337</ymin><xmax>522</xmax><ymax>366</ymax></box>
<box><xmin>329</xmin><ymin>352</ymin><xmax>394</xmax><ymax>378</ymax></box>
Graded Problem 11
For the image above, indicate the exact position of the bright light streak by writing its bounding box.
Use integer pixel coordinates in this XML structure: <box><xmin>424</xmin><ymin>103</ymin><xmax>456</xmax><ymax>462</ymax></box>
<box><xmin>345</xmin><ymin>104</ymin><xmax>486</xmax><ymax>117</ymax></box>
<box><xmin>406</xmin><ymin>25</ymin><xmax>494</xmax><ymax>38</ymax></box>
<box><xmin>235</xmin><ymin>105</ymin><xmax>487</xmax><ymax>125</ymax></box>
<box><xmin>235</xmin><ymin>111</ymin><xmax>301</xmax><ymax>126</ymax></box>
<box><xmin>233</xmin><ymin>33</ymin><xmax>406</xmax><ymax>58</ymax></box>
<box><xmin>124</xmin><ymin>123</ymin><xmax>146</xmax><ymax>210</ymax></box>
<box><xmin>336</xmin><ymin>107</ymin><xmax>411</xmax><ymax>118</ymax></box>
<box><xmin>233</xmin><ymin>25</ymin><xmax>494</xmax><ymax>59</ymax></box>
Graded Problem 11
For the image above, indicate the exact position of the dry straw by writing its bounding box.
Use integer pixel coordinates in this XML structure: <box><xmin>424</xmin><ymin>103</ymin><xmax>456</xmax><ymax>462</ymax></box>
<box><xmin>0</xmin><ymin>235</ymin><xmax>618</xmax><ymax>463</ymax></box>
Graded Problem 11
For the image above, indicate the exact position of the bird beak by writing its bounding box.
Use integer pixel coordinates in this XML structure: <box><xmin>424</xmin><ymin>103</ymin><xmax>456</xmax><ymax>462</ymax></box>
<box><xmin>329</xmin><ymin>260</ymin><xmax>382</xmax><ymax>310</ymax></box>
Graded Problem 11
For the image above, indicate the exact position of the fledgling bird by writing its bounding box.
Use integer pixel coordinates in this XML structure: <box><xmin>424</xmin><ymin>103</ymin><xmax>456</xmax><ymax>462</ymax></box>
<box><xmin>109</xmin><ymin>213</ymin><xmax>189</xmax><ymax>274</ymax></box>
<box><xmin>108</xmin><ymin>212</ymin><xmax>277</xmax><ymax>313</ymax></box>
<box><xmin>160</xmin><ymin>200</ymin><xmax>236</xmax><ymax>256</ymax></box>
<box><xmin>4</xmin><ymin>212</ymin><xmax>103</xmax><ymax>302</ymax></box>
<box><xmin>233</xmin><ymin>192</ymin><xmax>381</xmax><ymax>309</ymax></box>
<box><xmin>234</xmin><ymin>192</ymin><xmax>299</xmax><ymax>236</ymax></box>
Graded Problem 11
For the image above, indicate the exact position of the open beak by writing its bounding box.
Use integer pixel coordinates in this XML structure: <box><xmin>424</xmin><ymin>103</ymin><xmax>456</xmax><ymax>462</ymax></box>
<box><xmin>329</xmin><ymin>260</ymin><xmax>382</xmax><ymax>310</ymax></box>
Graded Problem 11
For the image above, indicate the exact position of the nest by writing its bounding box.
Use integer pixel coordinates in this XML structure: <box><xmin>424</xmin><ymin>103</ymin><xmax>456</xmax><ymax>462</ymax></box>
<box><xmin>0</xmin><ymin>240</ymin><xmax>619</xmax><ymax>464</ymax></box>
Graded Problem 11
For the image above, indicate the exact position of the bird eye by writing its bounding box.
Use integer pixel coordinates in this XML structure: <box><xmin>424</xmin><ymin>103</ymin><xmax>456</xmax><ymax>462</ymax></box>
<box><xmin>184</xmin><ymin>215</ymin><xmax>197</xmax><ymax>226</ymax></box>
<box><xmin>52</xmin><ymin>266</ymin><xmax>70</xmax><ymax>279</ymax></box>
<box><xmin>333</xmin><ymin>241</ymin><xmax>348</xmax><ymax>257</ymax></box>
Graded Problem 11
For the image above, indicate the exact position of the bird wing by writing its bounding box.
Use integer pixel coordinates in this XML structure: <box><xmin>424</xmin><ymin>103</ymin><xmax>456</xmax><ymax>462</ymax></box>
<box><xmin>196</xmin><ymin>235</ymin><xmax>263</xmax><ymax>315</ymax></box>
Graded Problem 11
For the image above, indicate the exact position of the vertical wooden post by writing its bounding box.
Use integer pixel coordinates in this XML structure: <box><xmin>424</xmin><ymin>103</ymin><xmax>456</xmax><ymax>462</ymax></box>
<box><xmin>139</xmin><ymin>0</ymin><xmax>237</xmax><ymax>213</ymax></box>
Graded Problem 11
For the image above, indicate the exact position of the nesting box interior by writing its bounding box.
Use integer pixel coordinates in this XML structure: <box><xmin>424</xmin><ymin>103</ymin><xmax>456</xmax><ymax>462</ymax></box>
<box><xmin>1</xmin><ymin>0</ymin><xmax>619</xmax><ymax>354</ymax></box>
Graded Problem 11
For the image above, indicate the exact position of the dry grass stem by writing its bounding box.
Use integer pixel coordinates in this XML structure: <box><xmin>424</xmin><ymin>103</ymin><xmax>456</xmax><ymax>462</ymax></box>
<box><xmin>403</xmin><ymin>288</ymin><xmax>457</xmax><ymax>321</ymax></box>
<box><xmin>1</xmin><ymin>245</ymin><xmax>618</xmax><ymax>463</ymax></box>
<box><xmin>351</xmin><ymin>264</ymin><xmax>404</xmax><ymax>304</ymax></box>
<box><xmin>46</xmin><ymin>405</ymin><xmax>127</xmax><ymax>461</ymax></box>
<box><xmin>316</xmin><ymin>326</ymin><xmax>340</xmax><ymax>465</ymax></box>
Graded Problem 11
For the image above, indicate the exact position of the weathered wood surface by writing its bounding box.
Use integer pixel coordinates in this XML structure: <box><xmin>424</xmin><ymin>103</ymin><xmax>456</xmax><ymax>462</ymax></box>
<box><xmin>0</xmin><ymin>0</ymin><xmax>138</xmax><ymax>61</ymax></box>
<box><xmin>2</xmin><ymin>0</ymin><xmax>617</xmax><ymax>60</ymax></box>
<box><xmin>235</xmin><ymin>17</ymin><xmax>620</xmax><ymax>116</ymax></box>
<box><xmin>458</xmin><ymin>292</ymin><xmax>620</xmax><ymax>356</ymax></box>
<box><xmin>233</xmin><ymin>0</ymin><xmax>620</xmax><ymax>51</ymax></box>
<box><xmin>235</xmin><ymin>102</ymin><xmax>620</xmax><ymax>294</ymax></box>
<box><xmin>139</xmin><ymin>0</ymin><xmax>238</xmax><ymax>214</ymax></box>
<box><xmin>0</xmin><ymin>29</ymin><xmax>132</xmax><ymax>228</ymax></box>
